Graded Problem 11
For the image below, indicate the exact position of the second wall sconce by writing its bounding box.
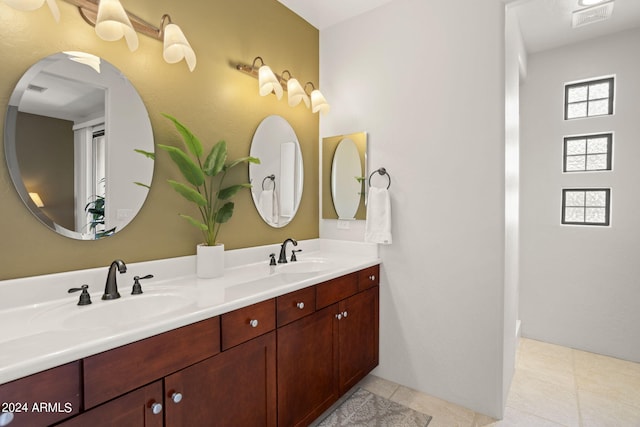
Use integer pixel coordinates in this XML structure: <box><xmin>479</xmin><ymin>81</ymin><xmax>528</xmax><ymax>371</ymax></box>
<box><xmin>2</xmin><ymin>0</ymin><xmax>197</xmax><ymax>71</ymax></box>
<box><xmin>236</xmin><ymin>57</ymin><xmax>330</xmax><ymax>115</ymax></box>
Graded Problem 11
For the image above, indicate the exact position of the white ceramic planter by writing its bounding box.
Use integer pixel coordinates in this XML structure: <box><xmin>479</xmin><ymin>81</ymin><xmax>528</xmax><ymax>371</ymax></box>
<box><xmin>196</xmin><ymin>243</ymin><xmax>224</xmax><ymax>278</ymax></box>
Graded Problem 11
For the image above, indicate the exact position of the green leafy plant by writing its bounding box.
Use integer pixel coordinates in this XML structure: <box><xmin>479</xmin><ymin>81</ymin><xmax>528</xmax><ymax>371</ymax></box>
<box><xmin>138</xmin><ymin>114</ymin><xmax>259</xmax><ymax>246</ymax></box>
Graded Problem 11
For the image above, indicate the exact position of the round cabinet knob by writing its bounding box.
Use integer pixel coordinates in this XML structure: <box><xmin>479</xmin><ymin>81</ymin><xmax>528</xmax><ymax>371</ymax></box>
<box><xmin>369</xmin><ymin>275</ymin><xmax>376</xmax><ymax>281</ymax></box>
<box><xmin>336</xmin><ymin>313</ymin><xmax>342</xmax><ymax>320</ymax></box>
<box><xmin>296</xmin><ymin>302</ymin><xmax>305</xmax><ymax>310</ymax></box>
<box><xmin>343</xmin><ymin>311</ymin><xmax>348</xmax><ymax>318</ymax></box>
<box><xmin>150</xmin><ymin>402</ymin><xmax>163</xmax><ymax>415</ymax></box>
<box><xmin>0</xmin><ymin>412</ymin><xmax>15</xmax><ymax>426</ymax></box>
<box><xmin>249</xmin><ymin>319</ymin><xmax>259</xmax><ymax>328</ymax></box>
<box><xmin>171</xmin><ymin>392</ymin><xmax>183</xmax><ymax>404</ymax></box>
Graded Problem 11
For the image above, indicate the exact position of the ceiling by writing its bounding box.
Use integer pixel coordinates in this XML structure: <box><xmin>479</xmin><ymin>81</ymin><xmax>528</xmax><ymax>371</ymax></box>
<box><xmin>277</xmin><ymin>0</ymin><xmax>396</xmax><ymax>30</ymax></box>
<box><xmin>278</xmin><ymin>0</ymin><xmax>640</xmax><ymax>53</ymax></box>
<box><xmin>511</xmin><ymin>0</ymin><xmax>640</xmax><ymax>53</ymax></box>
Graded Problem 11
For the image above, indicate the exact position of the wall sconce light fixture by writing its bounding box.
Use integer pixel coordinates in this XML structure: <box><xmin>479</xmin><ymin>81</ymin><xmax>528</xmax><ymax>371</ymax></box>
<box><xmin>304</xmin><ymin>82</ymin><xmax>330</xmax><ymax>115</ymax></box>
<box><xmin>236</xmin><ymin>56</ymin><xmax>330</xmax><ymax>115</ymax></box>
<box><xmin>2</xmin><ymin>0</ymin><xmax>197</xmax><ymax>71</ymax></box>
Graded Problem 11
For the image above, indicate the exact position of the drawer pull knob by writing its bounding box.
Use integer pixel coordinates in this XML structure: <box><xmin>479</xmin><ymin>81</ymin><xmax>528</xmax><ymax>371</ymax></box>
<box><xmin>369</xmin><ymin>275</ymin><xmax>376</xmax><ymax>281</ymax></box>
<box><xmin>343</xmin><ymin>311</ymin><xmax>348</xmax><ymax>318</ymax></box>
<box><xmin>249</xmin><ymin>319</ymin><xmax>259</xmax><ymax>328</ymax></box>
<box><xmin>336</xmin><ymin>313</ymin><xmax>342</xmax><ymax>320</ymax></box>
<box><xmin>296</xmin><ymin>302</ymin><xmax>305</xmax><ymax>310</ymax></box>
<box><xmin>171</xmin><ymin>392</ymin><xmax>183</xmax><ymax>404</ymax></box>
<box><xmin>0</xmin><ymin>412</ymin><xmax>14</xmax><ymax>426</ymax></box>
<box><xmin>150</xmin><ymin>402</ymin><xmax>163</xmax><ymax>415</ymax></box>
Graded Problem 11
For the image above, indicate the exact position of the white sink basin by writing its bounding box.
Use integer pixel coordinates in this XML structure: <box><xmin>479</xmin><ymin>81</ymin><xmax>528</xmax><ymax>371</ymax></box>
<box><xmin>31</xmin><ymin>293</ymin><xmax>195</xmax><ymax>331</ymax></box>
<box><xmin>277</xmin><ymin>258</ymin><xmax>334</xmax><ymax>274</ymax></box>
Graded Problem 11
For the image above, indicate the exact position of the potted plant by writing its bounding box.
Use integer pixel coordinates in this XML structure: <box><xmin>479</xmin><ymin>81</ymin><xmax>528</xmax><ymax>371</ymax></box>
<box><xmin>140</xmin><ymin>114</ymin><xmax>259</xmax><ymax>278</ymax></box>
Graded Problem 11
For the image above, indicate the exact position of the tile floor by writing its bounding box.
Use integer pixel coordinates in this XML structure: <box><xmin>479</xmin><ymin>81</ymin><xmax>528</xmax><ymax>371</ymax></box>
<box><xmin>357</xmin><ymin>338</ymin><xmax>640</xmax><ymax>427</ymax></box>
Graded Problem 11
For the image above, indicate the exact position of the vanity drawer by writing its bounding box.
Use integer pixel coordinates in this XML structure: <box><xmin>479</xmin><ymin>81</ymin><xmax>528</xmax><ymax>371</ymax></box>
<box><xmin>0</xmin><ymin>361</ymin><xmax>81</xmax><ymax>426</ymax></box>
<box><xmin>221</xmin><ymin>299</ymin><xmax>276</xmax><ymax>350</ymax></box>
<box><xmin>315</xmin><ymin>272</ymin><xmax>359</xmax><ymax>310</ymax></box>
<box><xmin>83</xmin><ymin>317</ymin><xmax>220</xmax><ymax>409</ymax></box>
<box><xmin>358</xmin><ymin>265</ymin><xmax>380</xmax><ymax>291</ymax></box>
<box><xmin>277</xmin><ymin>287</ymin><xmax>316</xmax><ymax>327</ymax></box>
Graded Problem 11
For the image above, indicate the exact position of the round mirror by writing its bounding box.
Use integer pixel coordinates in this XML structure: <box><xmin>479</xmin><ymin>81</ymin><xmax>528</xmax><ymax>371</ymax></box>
<box><xmin>331</xmin><ymin>138</ymin><xmax>363</xmax><ymax>220</ymax></box>
<box><xmin>4</xmin><ymin>52</ymin><xmax>154</xmax><ymax>240</ymax></box>
<box><xmin>249</xmin><ymin>115</ymin><xmax>303</xmax><ymax>227</ymax></box>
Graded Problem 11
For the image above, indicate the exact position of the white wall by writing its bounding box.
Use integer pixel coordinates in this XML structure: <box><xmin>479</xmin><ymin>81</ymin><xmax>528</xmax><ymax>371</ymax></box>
<box><xmin>520</xmin><ymin>28</ymin><xmax>640</xmax><ymax>362</ymax></box>
<box><xmin>320</xmin><ymin>0</ymin><xmax>510</xmax><ymax>417</ymax></box>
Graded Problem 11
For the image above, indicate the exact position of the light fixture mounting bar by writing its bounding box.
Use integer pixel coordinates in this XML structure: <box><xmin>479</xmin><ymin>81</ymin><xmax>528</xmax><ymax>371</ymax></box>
<box><xmin>61</xmin><ymin>0</ymin><xmax>163</xmax><ymax>41</ymax></box>
<box><xmin>236</xmin><ymin>62</ymin><xmax>288</xmax><ymax>92</ymax></box>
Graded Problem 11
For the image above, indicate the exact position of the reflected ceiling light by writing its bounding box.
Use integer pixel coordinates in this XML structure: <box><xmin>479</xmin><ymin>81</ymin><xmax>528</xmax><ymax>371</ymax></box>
<box><xmin>160</xmin><ymin>15</ymin><xmax>196</xmax><ymax>71</ymax></box>
<box><xmin>64</xmin><ymin>51</ymin><xmax>101</xmax><ymax>73</ymax></box>
<box><xmin>95</xmin><ymin>0</ymin><xmax>138</xmax><ymax>51</ymax></box>
<box><xmin>3</xmin><ymin>0</ymin><xmax>60</xmax><ymax>22</ymax></box>
<box><xmin>282</xmin><ymin>70</ymin><xmax>310</xmax><ymax>108</ymax></box>
<box><xmin>29</xmin><ymin>192</ymin><xmax>44</xmax><ymax>207</ymax></box>
<box><xmin>578</xmin><ymin>0</ymin><xmax>607</xmax><ymax>5</ymax></box>
<box><xmin>304</xmin><ymin>82</ymin><xmax>330</xmax><ymax>115</ymax></box>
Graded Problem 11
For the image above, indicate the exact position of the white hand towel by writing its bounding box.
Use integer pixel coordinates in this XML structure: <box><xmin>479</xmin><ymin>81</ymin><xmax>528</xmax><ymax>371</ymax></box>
<box><xmin>365</xmin><ymin>187</ymin><xmax>392</xmax><ymax>244</ymax></box>
<box><xmin>271</xmin><ymin>187</ymin><xmax>280</xmax><ymax>225</ymax></box>
<box><xmin>259</xmin><ymin>189</ymin><xmax>274</xmax><ymax>224</ymax></box>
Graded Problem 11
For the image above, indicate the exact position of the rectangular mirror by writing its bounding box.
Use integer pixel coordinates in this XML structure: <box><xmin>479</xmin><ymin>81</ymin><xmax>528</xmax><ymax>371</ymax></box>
<box><xmin>322</xmin><ymin>132</ymin><xmax>367</xmax><ymax>220</ymax></box>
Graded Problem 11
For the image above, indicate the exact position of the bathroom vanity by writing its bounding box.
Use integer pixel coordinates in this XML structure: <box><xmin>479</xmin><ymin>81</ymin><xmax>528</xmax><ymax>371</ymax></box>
<box><xmin>0</xmin><ymin>240</ymin><xmax>379</xmax><ymax>427</ymax></box>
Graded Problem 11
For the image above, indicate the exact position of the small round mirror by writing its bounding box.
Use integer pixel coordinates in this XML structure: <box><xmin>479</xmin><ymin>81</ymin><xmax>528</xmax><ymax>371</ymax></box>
<box><xmin>331</xmin><ymin>138</ymin><xmax>363</xmax><ymax>220</ymax></box>
<box><xmin>4</xmin><ymin>52</ymin><xmax>154</xmax><ymax>240</ymax></box>
<box><xmin>249</xmin><ymin>115</ymin><xmax>304</xmax><ymax>228</ymax></box>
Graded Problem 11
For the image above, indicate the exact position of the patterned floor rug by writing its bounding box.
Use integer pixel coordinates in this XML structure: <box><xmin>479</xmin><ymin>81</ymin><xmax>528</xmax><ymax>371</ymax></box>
<box><xmin>317</xmin><ymin>388</ymin><xmax>432</xmax><ymax>427</ymax></box>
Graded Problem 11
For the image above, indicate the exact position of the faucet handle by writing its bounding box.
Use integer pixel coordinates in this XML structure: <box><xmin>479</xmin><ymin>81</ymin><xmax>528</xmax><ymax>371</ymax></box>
<box><xmin>132</xmin><ymin>274</ymin><xmax>154</xmax><ymax>295</ymax></box>
<box><xmin>269</xmin><ymin>253</ymin><xmax>277</xmax><ymax>266</ymax></box>
<box><xmin>68</xmin><ymin>285</ymin><xmax>92</xmax><ymax>306</ymax></box>
<box><xmin>291</xmin><ymin>249</ymin><xmax>302</xmax><ymax>262</ymax></box>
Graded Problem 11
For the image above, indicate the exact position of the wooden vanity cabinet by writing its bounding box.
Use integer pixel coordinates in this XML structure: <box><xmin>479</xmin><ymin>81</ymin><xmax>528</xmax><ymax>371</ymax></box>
<box><xmin>0</xmin><ymin>361</ymin><xmax>81</xmax><ymax>427</ymax></box>
<box><xmin>277</xmin><ymin>266</ymin><xmax>380</xmax><ymax>427</ymax></box>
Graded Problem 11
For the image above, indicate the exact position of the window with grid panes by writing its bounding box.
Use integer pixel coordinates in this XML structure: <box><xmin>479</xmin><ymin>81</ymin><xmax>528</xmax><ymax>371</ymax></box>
<box><xmin>562</xmin><ymin>189</ymin><xmax>610</xmax><ymax>226</ymax></box>
<box><xmin>564</xmin><ymin>77</ymin><xmax>614</xmax><ymax>120</ymax></box>
<box><xmin>563</xmin><ymin>133</ymin><xmax>612</xmax><ymax>172</ymax></box>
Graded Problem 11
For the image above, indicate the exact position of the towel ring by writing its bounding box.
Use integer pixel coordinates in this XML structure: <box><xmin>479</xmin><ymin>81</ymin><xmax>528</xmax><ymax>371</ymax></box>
<box><xmin>262</xmin><ymin>174</ymin><xmax>276</xmax><ymax>190</ymax></box>
<box><xmin>368</xmin><ymin>168</ymin><xmax>391</xmax><ymax>189</ymax></box>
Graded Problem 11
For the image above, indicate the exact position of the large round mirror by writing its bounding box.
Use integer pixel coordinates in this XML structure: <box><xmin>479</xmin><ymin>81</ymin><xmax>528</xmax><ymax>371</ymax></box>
<box><xmin>249</xmin><ymin>115</ymin><xmax>303</xmax><ymax>228</ymax></box>
<box><xmin>4</xmin><ymin>52</ymin><xmax>154</xmax><ymax>240</ymax></box>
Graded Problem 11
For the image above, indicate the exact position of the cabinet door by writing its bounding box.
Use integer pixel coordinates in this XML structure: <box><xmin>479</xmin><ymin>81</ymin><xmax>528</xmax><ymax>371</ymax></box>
<box><xmin>0</xmin><ymin>361</ymin><xmax>80</xmax><ymax>427</ymax></box>
<box><xmin>164</xmin><ymin>331</ymin><xmax>276</xmax><ymax>427</ymax></box>
<box><xmin>56</xmin><ymin>381</ymin><xmax>163</xmax><ymax>427</ymax></box>
<box><xmin>338</xmin><ymin>286</ymin><xmax>379</xmax><ymax>394</ymax></box>
<box><xmin>277</xmin><ymin>305</ymin><xmax>339</xmax><ymax>427</ymax></box>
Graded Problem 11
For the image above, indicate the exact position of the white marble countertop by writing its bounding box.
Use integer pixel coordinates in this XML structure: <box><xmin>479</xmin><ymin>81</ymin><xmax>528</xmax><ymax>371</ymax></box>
<box><xmin>0</xmin><ymin>239</ymin><xmax>379</xmax><ymax>385</ymax></box>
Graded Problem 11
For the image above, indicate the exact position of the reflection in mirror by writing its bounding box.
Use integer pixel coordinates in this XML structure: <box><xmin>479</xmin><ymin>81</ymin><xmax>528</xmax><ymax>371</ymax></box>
<box><xmin>322</xmin><ymin>132</ymin><xmax>367</xmax><ymax>220</ymax></box>
<box><xmin>249</xmin><ymin>115</ymin><xmax>304</xmax><ymax>228</ymax></box>
<box><xmin>4</xmin><ymin>52</ymin><xmax>154</xmax><ymax>240</ymax></box>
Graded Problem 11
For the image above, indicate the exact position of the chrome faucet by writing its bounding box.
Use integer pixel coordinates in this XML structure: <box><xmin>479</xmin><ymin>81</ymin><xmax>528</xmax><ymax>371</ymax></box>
<box><xmin>278</xmin><ymin>238</ymin><xmax>297</xmax><ymax>264</ymax></box>
<box><xmin>102</xmin><ymin>259</ymin><xmax>127</xmax><ymax>300</ymax></box>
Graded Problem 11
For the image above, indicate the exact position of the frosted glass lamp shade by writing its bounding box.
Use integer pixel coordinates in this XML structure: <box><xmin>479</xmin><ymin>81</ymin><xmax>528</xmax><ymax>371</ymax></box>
<box><xmin>310</xmin><ymin>89</ymin><xmax>330</xmax><ymax>115</ymax></box>
<box><xmin>258</xmin><ymin>65</ymin><xmax>283</xmax><ymax>100</ymax></box>
<box><xmin>95</xmin><ymin>0</ymin><xmax>139</xmax><ymax>52</ymax></box>
<box><xmin>3</xmin><ymin>0</ymin><xmax>59</xmax><ymax>21</ymax></box>
<box><xmin>287</xmin><ymin>78</ymin><xmax>310</xmax><ymax>108</ymax></box>
<box><xmin>163</xmin><ymin>23</ymin><xmax>196</xmax><ymax>72</ymax></box>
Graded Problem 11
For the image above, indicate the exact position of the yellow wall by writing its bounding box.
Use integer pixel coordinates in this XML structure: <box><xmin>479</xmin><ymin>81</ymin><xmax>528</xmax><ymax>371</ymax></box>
<box><xmin>0</xmin><ymin>0</ymin><xmax>319</xmax><ymax>279</ymax></box>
